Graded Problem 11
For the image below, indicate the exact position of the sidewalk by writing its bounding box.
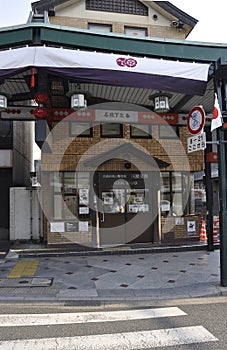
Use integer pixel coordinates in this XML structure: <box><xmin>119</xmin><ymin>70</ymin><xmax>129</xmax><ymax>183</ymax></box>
<box><xmin>0</xmin><ymin>245</ymin><xmax>226</xmax><ymax>303</ymax></box>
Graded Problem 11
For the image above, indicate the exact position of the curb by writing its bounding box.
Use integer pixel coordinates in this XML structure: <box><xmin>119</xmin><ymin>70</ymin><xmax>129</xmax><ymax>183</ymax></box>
<box><xmin>9</xmin><ymin>243</ymin><xmax>220</xmax><ymax>259</ymax></box>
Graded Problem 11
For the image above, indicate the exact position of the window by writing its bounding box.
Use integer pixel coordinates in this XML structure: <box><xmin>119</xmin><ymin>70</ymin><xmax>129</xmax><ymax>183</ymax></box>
<box><xmin>171</xmin><ymin>172</ymin><xmax>183</xmax><ymax>217</ymax></box>
<box><xmin>86</xmin><ymin>0</ymin><xmax>148</xmax><ymax>16</ymax></box>
<box><xmin>69</xmin><ymin>122</ymin><xmax>93</xmax><ymax>137</ymax></box>
<box><xmin>158</xmin><ymin>125</ymin><xmax>179</xmax><ymax>139</ymax></box>
<box><xmin>160</xmin><ymin>172</ymin><xmax>194</xmax><ymax>217</ymax></box>
<box><xmin>124</xmin><ymin>27</ymin><xmax>147</xmax><ymax>37</ymax></box>
<box><xmin>101</xmin><ymin>123</ymin><xmax>123</xmax><ymax>138</ymax></box>
<box><xmin>52</xmin><ymin>172</ymin><xmax>90</xmax><ymax>220</ymax></box>
<box><xmin>61</xmin><ymin>173</ymin><xmax>77</xmax><ymax>220</ymax></box>
<box><xmin>88</xmin><ymin>23</ymin><xmax>112</xmax><ymax>33</ymax></box>
<box><xmin>130</xmin><ymin>124</ymin><xmax>151</xmax><ymax>138</ymax></box>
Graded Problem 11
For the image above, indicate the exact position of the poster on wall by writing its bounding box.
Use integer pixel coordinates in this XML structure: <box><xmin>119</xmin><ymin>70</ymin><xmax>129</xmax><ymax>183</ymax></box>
<box><xmin>138</xmin><ymin>204</ymin><xmax>149</xmax><ymax>212</ymax></box>
<box><xmin>187</xmin><ymin>221</ymin><xmax>196</xmax><ymax>235</ymax></box>
<box><xmin>134</xmin><ymin>194</ymin><xmax>143</xmax><ymax>203</ymax></box>
<box><xmin>79</xmin><ymin>206</ymin><xmax>89</xmax><ymax>215</ymax></box>
<box><xmin>129</xmin><ymin>204</ymin><xmax>139</xmax><ymax>213</ymax></box>
<box><xmin>65</xmin><ymin>221</ymin><xmax>78</xmax><ymax>232</ymax></box>
<box><xmin>50</xmin><ymin>222</ymin><xmax>65</xmax><ymax>233</ymax></box>
<box><xmin>102</xmin><ymin>192</ymin><xmax>114</xmax><ymax>205</ymax></box>
<box><xmin>79</xmin><ymin>221</ymin><xmax>89</xmax><ymax>232</ymax></box>
<box><xmin>175</xmin><ymin>217</ymin><xmax>184</xmax><ymax>225</ymax></box>
<box><xmin>79</xmin><ymin>189</ymin><xmax>89</xmax><ymax>205</ymax></box>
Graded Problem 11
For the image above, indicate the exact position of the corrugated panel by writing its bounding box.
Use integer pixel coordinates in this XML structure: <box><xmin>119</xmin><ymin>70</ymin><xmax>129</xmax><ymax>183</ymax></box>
<box><xmin>1</xmin><ymin>71</ymin><xmax>215</xmax><ymax>116</ymax></box>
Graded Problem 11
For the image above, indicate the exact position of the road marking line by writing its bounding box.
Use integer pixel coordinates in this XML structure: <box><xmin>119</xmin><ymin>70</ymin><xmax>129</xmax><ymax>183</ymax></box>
<box><xmin>0</xmin><ymin>307</ymin><xmax>186</xmax><ymax>327</ymax></box>
<box><xmin>7</xmin><ymin>260</ymin><xmax>39</xmax><ymax>279</ymax></box>
<box><xmin>0</xmin><ymin>326</ymin><xmax>218</xmax><ymax>349</ymax></box>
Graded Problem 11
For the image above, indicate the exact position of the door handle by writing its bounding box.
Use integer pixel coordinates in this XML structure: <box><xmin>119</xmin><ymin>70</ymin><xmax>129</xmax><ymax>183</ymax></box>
<box><xmin>100</xmin><ymin>212</ymin><xmax>104</xmax><ymax>222</ymax></box>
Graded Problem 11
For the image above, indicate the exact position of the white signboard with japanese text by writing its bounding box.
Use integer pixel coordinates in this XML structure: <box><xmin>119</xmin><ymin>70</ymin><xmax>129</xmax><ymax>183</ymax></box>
<box><xmin>95</xmin><ymin>109</ymin><xmax>138</xmax><ymax>123</ymax></box>
<box><xmin>187</xmin><ymin>132</ymin><xmax>206</xmax><ymax>153</ymax></box>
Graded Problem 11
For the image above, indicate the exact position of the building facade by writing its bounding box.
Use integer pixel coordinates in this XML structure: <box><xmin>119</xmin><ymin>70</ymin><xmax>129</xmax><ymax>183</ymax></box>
<box><xmin>0</xmin><ymin>0</ymin><xmax>226</xmax><ymax>247</ymax></box>
<box><xmin>31</xmin><ymin>0</ymin><xmax>205</xmax><ymax>246</ymax></box>
<box><xmin>0</xmin><ymin>118</ymin><xmax>33</xmax><ymax>241</ymax></box>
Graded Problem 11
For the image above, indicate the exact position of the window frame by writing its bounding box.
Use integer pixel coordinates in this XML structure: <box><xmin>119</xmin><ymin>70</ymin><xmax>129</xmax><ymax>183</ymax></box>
<box><xmin>88</xmin><ymin>23</ymin><xmax>112</xmax><ymax>33</ymax></box>
<box><xmin>86</xmin><ymin>0</ymin><xmax>148</xmax><ymax>16</ymax></box>
<box><xmin>69</xmin><ymin>122</ymin><xmax>93</xmax><ymax>138</ymax></box>
<box><xmin>124</xmin><ymin>26</ymin><xmax>148</xmax><ymax>37</ymax></box>
<box><xmin>52</xmin><ymin>172</ymin><xmax>91</xmax><ymax>221</ymax></box>
<box><xmin>158</xmin><ymin>125</ymin><xmax>179</xmax><ymax>139</ymax></box>
<box><xmin>130</xmin><ymin>124</ymin><xmax>152</xmax><ymax>139</ymax></box>
<box><xmin>100</xmin><ymin>123</ymin><xmax>123</xmax><ymax>138</ymax></box>
<box><xmin>160</xmin><ymin>172</ymin><xmax>193</xmax><ymax>217</ymax></box>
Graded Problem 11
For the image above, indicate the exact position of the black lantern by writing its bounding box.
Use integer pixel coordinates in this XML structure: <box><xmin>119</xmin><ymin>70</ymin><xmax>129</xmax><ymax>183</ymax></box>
<box><xmin>149</xmin><ymin>92</ymin><xmax>172</xmax><ymax>113</ymax></box>
<box><xmin>0</xmin><ymin>93</ymin><xmax>7</xmax><ymax>112</ymax></box>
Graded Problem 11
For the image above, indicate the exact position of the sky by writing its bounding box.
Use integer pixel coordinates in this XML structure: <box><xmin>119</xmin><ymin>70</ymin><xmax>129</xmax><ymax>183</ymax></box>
<box><xmin>0</xmin><ymin>0</ymin><xmax>227</xmax><ymax>44</ymax></box>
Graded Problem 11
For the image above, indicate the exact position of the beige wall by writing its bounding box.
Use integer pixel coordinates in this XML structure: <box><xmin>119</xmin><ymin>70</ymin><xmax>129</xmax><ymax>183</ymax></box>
<box><xmin>41</xmin><ymin>123</ymin><xmax>204</xmax><ymax>173</ymax></box>
<box><xmin>49</xmin><ymin>0</ymin><xmax>190</xmax><ymax>40</ymax></box>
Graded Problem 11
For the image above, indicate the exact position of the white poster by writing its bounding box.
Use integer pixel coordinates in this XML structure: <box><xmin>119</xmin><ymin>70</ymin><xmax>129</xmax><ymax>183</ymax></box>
<box><xmin>50</xmin><ymin>222</ymin><xmax>65</xmax><ymax>233</ymax></box>
<box><xmin>79</xmin><ymin>221</ymin><xmax>89</xmax><ymax>232</ymax></box>
<box><xmin>102</xmin><ymin>192</ymin><xmax>114</xmax><ymax>205</ymax></box>
<box><xmin>187</xmin><ymin>221</ymin><xmax>196</xmax><ymax>235</ymax></box>
<box><xmin>79</xmin><ymin>207</ymin><xmax>89</xmax><ymax>215</ymax></box>
<box><xmin>79</xmin><ymin>188</ymin><xmax>89</xmax><ymax>205</ymax></box>
<box><xmin>175</xmin><ymin>217</ymin><xmax>184</xmax><ymax>225</ymax></box>
<box><xmin>129</xmin><ymin>205</ymin><xmax>139</xmax><ymax>213</ymax></box>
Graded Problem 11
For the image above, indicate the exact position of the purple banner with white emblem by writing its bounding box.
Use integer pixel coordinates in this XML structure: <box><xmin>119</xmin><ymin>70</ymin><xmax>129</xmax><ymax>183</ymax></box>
<box><xmin>0</xmin><ymin>46</ymin><xmax>210</xmax><ymax>95</ymax></box>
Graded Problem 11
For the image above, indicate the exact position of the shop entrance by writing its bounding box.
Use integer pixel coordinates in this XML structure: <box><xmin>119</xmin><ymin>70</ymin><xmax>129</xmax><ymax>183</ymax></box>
<box><xmin>95</xmin><ymin>171</ymin><xmax>160</xmax><ymax>246</ymax></box>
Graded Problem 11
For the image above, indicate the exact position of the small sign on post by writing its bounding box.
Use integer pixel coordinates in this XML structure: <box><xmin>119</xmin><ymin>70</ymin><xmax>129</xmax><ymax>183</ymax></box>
<box><xmin>187</xmin><ymin>106</ymin><xmax>205</xmax><ymax>135</ymax></box>
<box><xmin>187</xmin><ymin>132</ymin><xmax>206</xmax><ymax>153</ymax></box>
<box><xmin>187</xmin><ymin>105</ymin><xmax>206</xmax><ymax>153</ymax></box>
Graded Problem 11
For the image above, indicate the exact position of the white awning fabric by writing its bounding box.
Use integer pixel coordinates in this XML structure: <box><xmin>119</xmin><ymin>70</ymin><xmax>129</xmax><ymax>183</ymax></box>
<box><xmin>0</xmin><ymin>46</ymin><xmax>210</xmax><ymax>95</ymax></box>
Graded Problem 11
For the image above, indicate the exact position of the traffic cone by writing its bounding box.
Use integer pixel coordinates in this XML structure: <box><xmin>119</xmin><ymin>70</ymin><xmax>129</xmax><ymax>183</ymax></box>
<box><xmin>213</xmin><ymin>216</ymin><xmax>219</xmax><ymax>243</ymax></box>
<box><xmin>200</xmin><ymin>217</ymin><xmax>207</xmax><ymax>241</ymax></box>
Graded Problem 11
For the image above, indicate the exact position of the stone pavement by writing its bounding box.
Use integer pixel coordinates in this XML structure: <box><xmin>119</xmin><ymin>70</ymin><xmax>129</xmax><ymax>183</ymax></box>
<box><xmin>0</xmin><ymin>247</ymin><xmax>226</xmax><ymax>303</ymax></box>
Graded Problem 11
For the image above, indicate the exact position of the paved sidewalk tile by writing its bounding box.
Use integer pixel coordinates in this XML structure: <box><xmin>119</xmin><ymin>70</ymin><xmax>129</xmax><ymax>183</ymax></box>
<box><xmin>7</xmin><ymin>260</ymin><xmax>39</xmax><ymax>279</ymax></box>
<box><xmin>0</xmin><ymin>250</ymin><xmax>224</xmax><ymax>301</ymax></box>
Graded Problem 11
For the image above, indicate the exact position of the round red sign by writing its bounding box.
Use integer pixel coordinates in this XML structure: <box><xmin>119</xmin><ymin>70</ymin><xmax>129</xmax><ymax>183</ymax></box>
<box><xmin>187</xmin><ymin>106</ymin><xmax>205</xmax><ymax>135</ymax></box>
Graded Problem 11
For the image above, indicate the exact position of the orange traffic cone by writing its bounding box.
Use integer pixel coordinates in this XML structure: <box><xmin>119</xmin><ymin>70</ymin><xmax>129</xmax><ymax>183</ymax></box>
<box><xmin>200</xmin><ymin>217</ymin><xmax>207</xmax><ymax>241</ymax></box>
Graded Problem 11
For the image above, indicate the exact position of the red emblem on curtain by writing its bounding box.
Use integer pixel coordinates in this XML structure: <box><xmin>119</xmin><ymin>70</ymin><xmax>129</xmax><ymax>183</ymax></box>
<box><xmin>116</xmin><ymin>57</ymin><xmax>137</xmax><ymax>68</ymax></box>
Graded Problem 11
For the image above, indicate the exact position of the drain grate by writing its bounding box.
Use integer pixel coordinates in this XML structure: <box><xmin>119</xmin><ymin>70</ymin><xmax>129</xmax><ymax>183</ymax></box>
<box><xmin>0</xmin><ymin>277</ymin><xmax>53</xmax><ymax>287</ymax></box>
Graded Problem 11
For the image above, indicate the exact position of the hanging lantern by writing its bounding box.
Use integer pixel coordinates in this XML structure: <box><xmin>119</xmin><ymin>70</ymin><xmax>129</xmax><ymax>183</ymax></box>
<box><xmin>71</xmin><ymin>93</ymin><xmax>87</xmax><ymax>110</ymax></box>
<box><xmin>34</xmin><ymin>106</ymin><xmax>48</xmax><ymax>119</ymax></box>
<box><xmin>34</xmin><ymin>92</ymin><xmax>50</xmax><ymax>105</ymax></box>
<box><xmin>0</xmin><ymin>94</ymin><xmax>7</xmax><ymax>112</ymax></box>
<box><xmin>149</xmin><ymin>92</ymin><xmax>172</xmax><ymax>114</ymax></box>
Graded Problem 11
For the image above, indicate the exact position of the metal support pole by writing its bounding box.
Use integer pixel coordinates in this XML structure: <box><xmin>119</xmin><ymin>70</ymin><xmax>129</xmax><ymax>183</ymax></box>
<box><xmin>204</xmin><ymin>141</ymin><xmax>214</xmax><ymax>251</ymax></box>
<box><xmin>218</xmin><ymin>128</ymin><xmax>227</xmax><ymax>286</ymax></box>
<box><xmin>217</xmin><ymin>82</ymin><xmax>227</xmax><ymax>286</ymax></box>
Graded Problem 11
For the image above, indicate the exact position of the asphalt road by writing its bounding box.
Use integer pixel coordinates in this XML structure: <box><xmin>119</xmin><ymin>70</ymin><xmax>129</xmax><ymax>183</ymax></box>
<box><xmin>0</xmin><ymin>297</ymin><xmax>226</xmax><ymax>349</ymax></box>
